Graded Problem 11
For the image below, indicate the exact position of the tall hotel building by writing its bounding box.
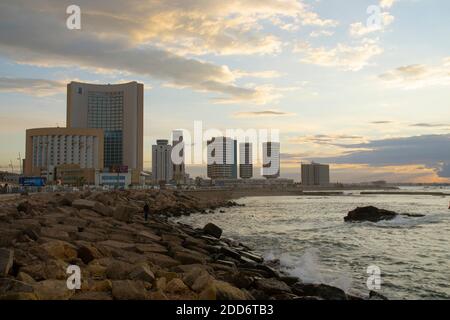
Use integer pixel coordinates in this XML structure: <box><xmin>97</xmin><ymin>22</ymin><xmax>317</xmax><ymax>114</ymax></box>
<box><xmin>207</xmin><ymin>137</ymin><xmax>237</xmax><ymax>180</ymax></box>
<box><xmin>172</xmin><ymin>130</ymin><xmax>186</xmax><ymax>184</ymax></box>
<box><xmin>301</xmin><ymin>163</ymin><xmax>330</xmax><ymax>186</ymax></box>
<box><xmin>24</xmin><ymin>127</ymin><xmax>104</xmax><ymax>183</ymax></box>
<box><xmin>262</xmin><ymin>142</ymin><xmax>280</xmax><ymax>179</ymax></box>
<box><xmin>66</xmin><ymin>82</ymin><xmax>144</xmax><ymax>175</ymax></box>
<box><xmin>239</xmin><ymin>142</ymin><xmax>253</xmax><ymax>179</ymax></box>
<box><xmin>152</xmin><ymin>140</ymin><xmax>173</xmax><ymax>183</ymax></box>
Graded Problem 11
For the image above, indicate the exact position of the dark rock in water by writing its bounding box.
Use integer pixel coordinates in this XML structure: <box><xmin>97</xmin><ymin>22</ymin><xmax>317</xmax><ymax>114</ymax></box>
<box><xmin>292</xmin><ymin>283</ymin><xmax>348</xmax><ymax>300</ymax></box>
<box><xmin>344</xmin><ymin>206</ymin><xmax>398</xmax><ymax>222</ymax></box>
<box><xmin>279</xmin><ymin>276</ymin><xmax>301</xmax><ymax>286</ymax></box>
<box><xmin>369</xmin><ymin>290</ymin><xmax>388</xmax><ymax>300</ymax></box>
<box><xmin>203</xmin><ymin>223</ymin><xmax>222</xmax><ymax>239</ymax></box>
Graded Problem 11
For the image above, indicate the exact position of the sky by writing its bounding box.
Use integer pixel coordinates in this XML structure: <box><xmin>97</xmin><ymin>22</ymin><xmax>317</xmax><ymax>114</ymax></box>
<box><xmin>0</xmin><ymin>0</ymin><xmax>449</xmax><ymax>183</ymax></box>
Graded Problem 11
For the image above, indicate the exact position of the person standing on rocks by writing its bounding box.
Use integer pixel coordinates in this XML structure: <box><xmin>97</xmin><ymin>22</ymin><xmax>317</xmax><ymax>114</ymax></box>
<box><xmin>143</xmin><ymin>202</ymin><xmax>150</xmax><ymax>221</ymax></box>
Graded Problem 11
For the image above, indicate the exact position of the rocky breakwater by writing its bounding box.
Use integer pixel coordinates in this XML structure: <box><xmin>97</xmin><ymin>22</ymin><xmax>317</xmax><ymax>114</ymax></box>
<box><xmin>0</xmin><ymin>190</ymin><xmax>374</xmax><ymax>300</ymax></box>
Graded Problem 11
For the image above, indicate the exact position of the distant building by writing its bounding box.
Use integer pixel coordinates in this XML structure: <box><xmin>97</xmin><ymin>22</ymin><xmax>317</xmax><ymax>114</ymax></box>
<box><xmin>95</xmin><ymin>170</ymin><xmax>132</xmax><ymax>189</ymax></box>
<box><xmin>24</xmin><ymin>127</ymin><xmax>104</xmax><ymax>183</ymax></box>
<box><xmin>67</xmin><ymin>81</ymin><xmax>144</xmax><ymax>177</ymax></box>
<box><xmin>207</xmin><ymin>137</ymin><xmax>237</xmax><ymax>179</ymax></box>
<box><xmin>239</xmin><ymin>142</ymin><xmax>253</xmax><ymax>179</ymax></box>
<box><xmin>301</xmin><ymin>162</ymin><xmax>330</xmax><ymax>186</ymax></box>
<box><xmin>172</xmin><ymin>130</ymin><xmax>186</xmax><ymax>184</ymax></box>
<box><xmin>212</xmin><ymin>178</ymin><xmax>294</xmax><ymax>188</ymax></box>
<box><xmin>152</xmin><ymin>140</ymin><xmax>173</xmax><ymax>183</ymax></box>
<box><xmin>262</xmin><ymin>142</ymin><xmax>280</xmax><ymax>179</ymax></box>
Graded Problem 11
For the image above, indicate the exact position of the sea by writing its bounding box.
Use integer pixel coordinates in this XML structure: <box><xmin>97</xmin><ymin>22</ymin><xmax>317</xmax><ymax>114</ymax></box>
<box><xmin>174</xmin><ymin>186</ymin><xmax>450</xmax><ymax>300</ymax></box>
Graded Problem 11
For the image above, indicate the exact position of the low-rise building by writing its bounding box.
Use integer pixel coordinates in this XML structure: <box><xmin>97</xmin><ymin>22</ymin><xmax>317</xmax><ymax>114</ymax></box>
<box><xmin>24</xmin><ymin>127</ymin><xmax>104</xmax><ymax>182</ymax></box>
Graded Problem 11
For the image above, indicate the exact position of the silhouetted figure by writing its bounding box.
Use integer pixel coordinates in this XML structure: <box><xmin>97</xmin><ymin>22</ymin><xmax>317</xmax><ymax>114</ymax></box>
<box><xmin>143</xmin><ymin>203</ymin><xmax>150</xmax><ymax>221</ymax></box>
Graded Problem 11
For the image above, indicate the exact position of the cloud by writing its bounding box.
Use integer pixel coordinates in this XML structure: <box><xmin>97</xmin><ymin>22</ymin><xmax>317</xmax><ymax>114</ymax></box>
<box><xmin>308</xmin><ymin>134</ymin><xmax>450</xmax><ymax>178</ymax></box>
<box><xmin>293</xmin><ymin>39</ymin><xmax>383</xmax><ymax>71</ymax></box>
<box><xmin>410</xmin><ymin>123</ymin><xmax>450</xmax><ymax>128</ymax></box>
<box><xmin>378</xmin><ymin>58</ymin><xmax>450</xmax><ymax>89</ymax></box>
<box><xmin>2</xmin><ymin>0</ymin><xmax>337</xmax><ymax>57</ymax></box>
<box><xmin>371</xmin><ymin>120</ymin><xmax>393</xmax><ymax>124</ymax></box>
<box><xmin>380</xmin><ymin>0</ymin><xmax>396</xmax><ymax>9</ymax></box>
<box><xmin>349</xmin><ymin>12</ymin><xmax>394</xmax><ymax>37</ymax></box>
<box><xmin>0</xmin><ymin>0</ymin><xmax>308</xmax><ymax>104</ymax></box>
<box><xmin>289</xmin><ymin>134</ymin><xmax>366</xmax><ymax>145</ymax></box>
<box><xmin>0</xmin><ymin>77</ymin><xmax>65</xmax><ymax>96</ymax></box>
<box><xmin>233</xmin><ymin>109</ymin><xmax>296</xmax><ymax>118</ymax></box>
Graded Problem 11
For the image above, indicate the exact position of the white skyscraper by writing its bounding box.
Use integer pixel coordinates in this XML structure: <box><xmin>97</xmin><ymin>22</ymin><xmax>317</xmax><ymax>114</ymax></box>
<box><xmin>152</xmin><ymin>140</ymin><xmax>173</xmax><ymax>183</ymax></box>
<box><xmin>262</xmin><ymin>142</ymin><xmax>280</xmax><ymax>179</ymax></box>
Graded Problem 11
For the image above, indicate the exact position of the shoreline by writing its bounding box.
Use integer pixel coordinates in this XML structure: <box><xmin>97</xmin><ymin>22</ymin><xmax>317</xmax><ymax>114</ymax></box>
<box><xmin>0</xmin><ymin>189</ymin><xmax>378</xmax><ymax>300</ymax></box>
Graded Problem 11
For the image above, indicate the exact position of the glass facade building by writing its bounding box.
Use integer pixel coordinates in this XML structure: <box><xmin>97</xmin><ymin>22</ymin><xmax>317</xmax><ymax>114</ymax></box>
<box><xmin>87</xmin><ymin>91</ymin><xmax>124</xmax><ymax>168</ymax></box>
<box><xmin>67</xmin><ymin>81</ymin><xmax>144</xmax><ymax>180</ymax></box>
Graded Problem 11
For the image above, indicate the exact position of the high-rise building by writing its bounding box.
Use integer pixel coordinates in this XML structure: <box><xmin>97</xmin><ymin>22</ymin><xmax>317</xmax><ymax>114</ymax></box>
<box><xmin>66</xmin><ymin>81</ymin><xmax>143</xmax><ymax>173</ymax></box>
<box><xmin>301</xmin><ymin>162</ymin><xmax>330</xmax><ymax>186</ymax></box>
<box><xmin>172</xmin><ymin>130</ymin><xmax>186</xmax><ymax>184</ymax></box>
<box><xmin>207</xmin><ymin>137</ymin><xmax>237</xmax><ymax>179</ymax></box>
<box><xmin>24</xmin><ymin>127</ymin><xmax>104</xmax><ymax>183</ymax></box>
<box><xmin>152</xmin><ymin>140</ymin><xmax>173</xmax><ymax>183</ymax></box>
<box><xmin>239</xmin><ymin>142</ymin><xmax>253</xmax><ymax>179</ymax></box>
<box><xmin>262</xmin><ymin>142</ymin><xmax>280</xmax><ymax>179</ymax></box>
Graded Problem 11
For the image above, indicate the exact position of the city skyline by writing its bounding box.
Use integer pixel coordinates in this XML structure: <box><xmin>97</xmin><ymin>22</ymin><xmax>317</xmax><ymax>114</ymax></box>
<box><xmin>1</xmin><ymin>0</ymin><xmax>450</xmax><ymax>183</ymax></box>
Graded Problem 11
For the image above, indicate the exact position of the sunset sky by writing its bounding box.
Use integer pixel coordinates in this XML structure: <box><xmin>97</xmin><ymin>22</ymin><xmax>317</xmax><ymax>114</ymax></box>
<box><xmin>1</xmin><ymin>0</ymin><xmax>449</xmax><ymax>182</ymax></box>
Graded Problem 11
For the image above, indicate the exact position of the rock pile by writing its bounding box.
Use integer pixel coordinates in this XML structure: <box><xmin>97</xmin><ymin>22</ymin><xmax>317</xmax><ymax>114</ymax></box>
<box><xmin>0</xmin><ymin>190</ymin><xmax>375</xmax><ymax>300</ymax></box>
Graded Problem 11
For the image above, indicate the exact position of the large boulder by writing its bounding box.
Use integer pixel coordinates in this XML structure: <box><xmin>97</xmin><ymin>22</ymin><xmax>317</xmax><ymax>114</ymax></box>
<box><xmin>199</xmin><ymin>280</ymin><xmax>249</xmax><ymax>300</ymax></box>
<box><xmin>164</xmin><ymin>278</ymin><xmax>197</xmax><ymax>299</ymax></box>
<box><xmin>203</xmin><ymin>223</ymin><xmax>222</xmax><ymax>239</ymax></box>
<box><xmin>92</xmin><ymin>202</ymin><xmax>113</xmax><ymax>216</ymax></box>
<box><xmin>344</xmin><ymin>206</ymin><xmax>397</xmax><ymax>222</ymax></box>
<box><xmin>105</xmin><ymin>261</ymin><xmax>135</xmax><ymax>280</ymax></box>
<box><xmin>129</xmin><ymin>264</ymin><xmax>155</xmax><ymax>283</ymax></box>
<box><xmin>39</xmin><ymin>241</ymin><xmax>77</xmax><ymax>262</ymax></box>
<box><xmin>0</xmin><ymin>278</ymin><xmax>34</xmax><ymax>296</ymax></box>
<box><xmin>72</xmin><ymin>199</ymin><xmax>96</xmax><ymax>210</ymax></box>
<box><xmin>111</xmin><ymin>280</ymin><xmax>149</xmax><ymax>300</ymax></box>
<box><xmin>113</xmin><ymin>205</ymin><xmax>138</xmax><ymax>223</ymax></box>
<box><xmin>58</xmin><ymin>193</ymin><xmax>78</xmax><ymax>206</ymax></box>
<box><xmin>33</xmin><ymin>280</ymin><xmax>74</xmax><ymax>300</ymax></box>
<box><xmin>0</xmin><ymin>248</ymin><xmax>13</xmax><ymax>276</ymax></box>
<box><xmin>146</xmin><ymin>253</ymin><xmax>180</xmax><ymax>268</ymax></box>
<box><xmin>292</xmin><ymin>283</ymin><xmax>348</xmax><ymax>300</ymax></box>
<box><xmin>254</xmin><ymin>278</ymin><xmax>292</xmax><ymax>294</ymax></box>
<box><xmin>77</xmin><ymin>244</ymin><xmax>102</xmax><ymax>264</ymax></box>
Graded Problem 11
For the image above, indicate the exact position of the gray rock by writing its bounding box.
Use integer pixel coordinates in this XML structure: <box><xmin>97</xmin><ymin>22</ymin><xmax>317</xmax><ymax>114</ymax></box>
<box><xmin>0</xmin><ymin>278</ymin><xmax>33</xmax><ymax>295</ymax></box>
<box><xmin>92</xmin><ymin>202</ymin><xmax>113</xmax><ymax>216</ymax></box>
<box><xmin>72</xmin><ymin>199</ymin><xmax>96</xmax><ymax>210</ymax></box>
<box><xmin>203</xmin><ymin>223</ymin><xmax>222</xmax><ymax>239</ymax></box>
<box><xmin>292</xmin><ymin>283</ymin><xmax>348</xmax><ymax>300</ymax></box>
<box><xmin>113</xmin><ymin>205</ymin><xmax>138</xmax><ymax>223</ymax></box>
<box><xmin>0</xmin><ymin>248</ymin><xmax>13</xmax><ymax>276</ymax></box>
<box><xmin>254</xmin><ymin>278</ymin><xmax>292</xmax><ymax>294</ymax></box>
<box><xmin>129</xmin><ymin>264</ymin><xmax>155</xmax><ymax>283</ymax></box>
